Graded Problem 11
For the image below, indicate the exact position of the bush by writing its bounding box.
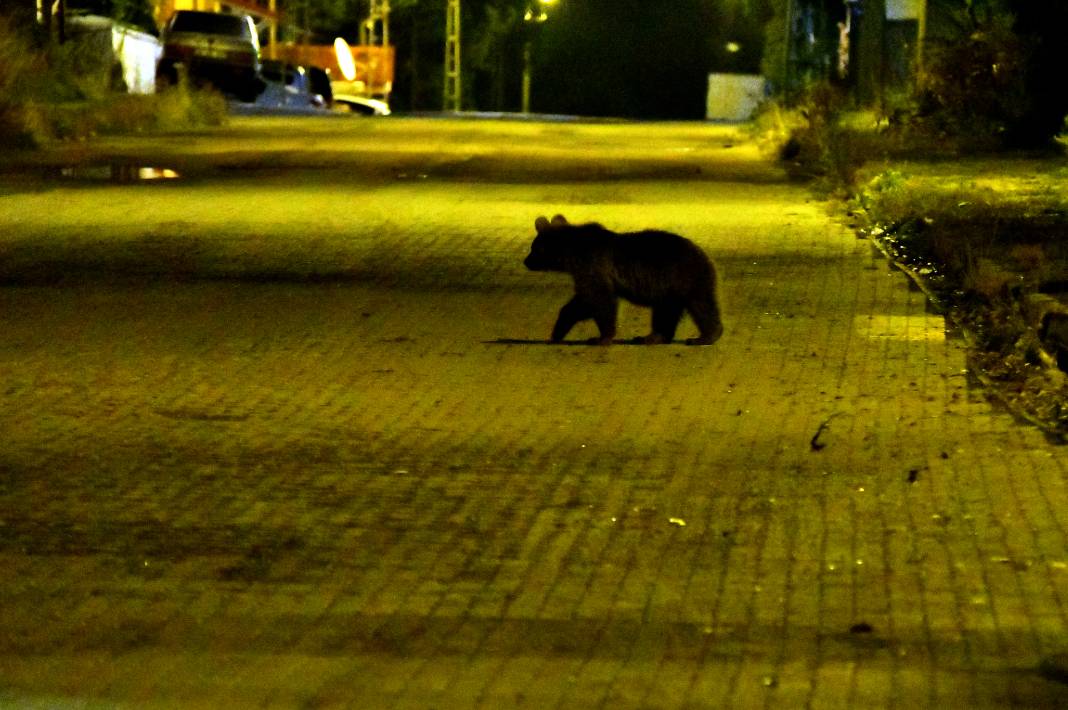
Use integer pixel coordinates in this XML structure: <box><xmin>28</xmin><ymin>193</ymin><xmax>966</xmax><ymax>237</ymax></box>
<box><xmin>97</xmin><ymin>76</ymin><xmax>228</xmax><ymax>133</ymax></box>
<box><xmin>912</xmin><ymin>8</ymin><xmax>1027</xmax><ymax>150</ymax></box>
<box><xmin>910</xmin><ymin>1</ymin><xmax>1068</xmax><ymax>150</ymax></box>
<box><xmin>0</xmin><ymin>13</ymin><xmax>46</xmax><ymax>147</ymax></box>
<box><xmin>760</xmin><ymin>82</ymin><xmax>883</xmax><ymax>193</ymax></box>
<box><xmin>852</xmin><ymin>168</ymin><xmax>1068</xmax><ymax>301</ymax></box>
<box><xmin>1007</xmin><ymin>0</ymin><xmax>1068</xmax><ymax>148</ymax></box>
<box><xmin>0</xmin><ymin>11</ymin><xmax>227</xmax><ymax>149</ymax></box>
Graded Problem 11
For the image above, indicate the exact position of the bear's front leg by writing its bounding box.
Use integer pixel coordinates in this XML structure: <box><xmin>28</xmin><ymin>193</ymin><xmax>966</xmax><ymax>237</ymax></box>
<box><xmin>552</xmin><ymin>297</ymin><xmax>593</xmax><ymax>342</ymax></box>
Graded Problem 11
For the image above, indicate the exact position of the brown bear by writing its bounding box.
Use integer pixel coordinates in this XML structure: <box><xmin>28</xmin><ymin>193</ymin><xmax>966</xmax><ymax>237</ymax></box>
<box><xmin>524</xmin><ymin>214</ymin><xmax>723</xmax><ymax>345</ymax></box>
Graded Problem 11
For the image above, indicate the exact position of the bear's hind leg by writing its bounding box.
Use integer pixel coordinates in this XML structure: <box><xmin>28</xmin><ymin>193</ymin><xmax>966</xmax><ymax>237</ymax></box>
<box><xmin>685</xmin><ymin>295</ymin><xmax>723</xmax><ymax>345</ymax></box>
<box><xmin>644</xmin><ymin>302</ymin><xmax>684</xmax><ymax>344</ymax></box>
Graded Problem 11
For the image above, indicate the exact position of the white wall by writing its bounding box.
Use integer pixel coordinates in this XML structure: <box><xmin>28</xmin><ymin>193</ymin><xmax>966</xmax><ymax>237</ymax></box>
<box><xmin>706</xmin><ymin>74</ymin><xmax>765</xmax><ymax>122</ymax></box>
<box><xmin>67</xmin><ymin>15</ymin><xmax>162</xmax><ymax>95</ymax></box>
<box><xmin>112</xmin><ymin>25</ymin><xmax>163</xmax><ymax>94</ymax></box>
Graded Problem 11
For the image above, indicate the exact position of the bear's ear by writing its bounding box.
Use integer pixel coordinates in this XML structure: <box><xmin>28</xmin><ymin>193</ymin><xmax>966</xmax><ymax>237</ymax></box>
<box><xmin>551</xmin><ymin>214</ymin><xmax>568</xmax><ymax>227</ymax></box>
<box><xmin>535</xmin><ymin>216</ymin><xmax>551</xmax><ymax>233</ymax></box>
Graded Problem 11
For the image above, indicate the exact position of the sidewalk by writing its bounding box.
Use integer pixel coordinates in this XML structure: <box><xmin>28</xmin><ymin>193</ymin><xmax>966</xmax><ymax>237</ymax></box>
<box><xmin>1</xmin><ymin>120</ymin><xmax>1067</xmax><ymax>708</ymax></box>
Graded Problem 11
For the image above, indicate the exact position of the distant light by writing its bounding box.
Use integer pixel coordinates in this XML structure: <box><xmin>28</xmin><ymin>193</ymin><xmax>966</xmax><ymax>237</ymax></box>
<box><xmin>539</xmin><ymin>0</ymin><xmax>559</xmax><ymax>4</ymax></box>
<box><xmin>334</xmin><ymin>37</ymin><xmax>357</xmax><ymax>82</ymax></box>
<box><xmin>725</xmin><ymin>41</ymin><xmax>741</xmax><ymax>53</ymax></box>
<box><xmin>139</xmin><ymin>168</ymin><xmax>180</xmax><ymax>180</ymax></box>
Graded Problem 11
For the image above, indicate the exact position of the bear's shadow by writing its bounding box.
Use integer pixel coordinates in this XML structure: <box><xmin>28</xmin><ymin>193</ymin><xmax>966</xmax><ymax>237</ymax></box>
<box><xmin>486</xmin><ymin>338</ymin><xmax>671</xmax><ymax>346</ymax></box>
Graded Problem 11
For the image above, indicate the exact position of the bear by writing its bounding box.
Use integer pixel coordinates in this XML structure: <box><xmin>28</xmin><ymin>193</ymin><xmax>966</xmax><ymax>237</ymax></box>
<box><xmin>523</xmin><ymin>214</ymin><xmax>723</xmax><ymax>345</ymax></box>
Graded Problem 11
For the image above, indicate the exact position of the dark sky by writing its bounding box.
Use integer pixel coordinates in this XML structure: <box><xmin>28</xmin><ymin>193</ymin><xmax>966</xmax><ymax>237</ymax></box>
<box><xmin>386</xmin><ymin>0</ymin><xmax>772</xmax><ymax>118</ymax></box>
<box><xmin>532</xmin><ymin>0</ymin><xmax>770</xmax><ymax>119</ymax></box>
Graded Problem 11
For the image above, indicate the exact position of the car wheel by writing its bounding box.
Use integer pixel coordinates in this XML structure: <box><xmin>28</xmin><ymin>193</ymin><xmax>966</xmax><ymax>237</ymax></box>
<box><xmin>237</xmin><ymin>75</ymin><xmax>267</xmax><ymax>103</ymax></box>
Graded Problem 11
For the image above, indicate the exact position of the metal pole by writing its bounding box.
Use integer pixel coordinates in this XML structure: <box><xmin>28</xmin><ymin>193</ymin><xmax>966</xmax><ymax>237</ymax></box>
<box><xmin>444</xmin><ymin>0</ymin><xmax>461</xmax><ymax>111</ymax></box>
<box><xmin>381</xmin><ymin>0</ymin><xmax>390</xmax><ymax>47</ymax></box>
<box><xmin>521</xmin><ymin>41</ymin><xmax>531</xmax><ymax>114</ymax></box>
<box><xmin>916</xmin><ymin>0</ymin><xmax>926</xmax><ymax>76</ymax></box>
<box><xmin>783</xmin><ymin>0</ymin><xmax>793</xmax><ymax>95</ymax></box>
<box><xmin>268</xmin><ymin>0</ymin><xmax>276</xmax><ymax>59</ymax></box>
<box><xmin>365</xmin><ymin>0</ymin><xmax>390</xmax><ymax>46</ymax></box>
<box><xmin>520</xmin><ymin>2</ymin><xmax>554</xmax><ymax>115</ymax></box>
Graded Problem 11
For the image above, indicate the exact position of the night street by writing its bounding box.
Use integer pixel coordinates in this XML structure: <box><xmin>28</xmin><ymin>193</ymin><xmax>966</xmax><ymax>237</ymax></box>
<box><xmin>2</xmin><ymin>117</ymin><xmax>1067</xmax><ymax>708</ymax></box>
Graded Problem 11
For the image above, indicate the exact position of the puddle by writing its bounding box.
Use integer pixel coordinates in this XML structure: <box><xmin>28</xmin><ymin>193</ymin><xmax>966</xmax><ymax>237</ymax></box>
<box><xmin>55</xmin><ymin>165</ymin><xmax>181</xmax><ymax>182</ymax></box>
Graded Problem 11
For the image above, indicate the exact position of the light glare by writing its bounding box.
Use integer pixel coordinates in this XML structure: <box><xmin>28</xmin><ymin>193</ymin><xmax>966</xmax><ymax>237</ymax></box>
<box><xmin>334</xmin><ymin>37</ymin><xmax>357</xmax><ymax>82</ymax></box>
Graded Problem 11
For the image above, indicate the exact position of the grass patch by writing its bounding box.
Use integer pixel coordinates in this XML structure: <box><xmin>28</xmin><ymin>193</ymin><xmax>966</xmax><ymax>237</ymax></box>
<box><xmin>851</xmin><ymin>167</ymin><xmax>1068</xmax><ymax>293</ymax></box>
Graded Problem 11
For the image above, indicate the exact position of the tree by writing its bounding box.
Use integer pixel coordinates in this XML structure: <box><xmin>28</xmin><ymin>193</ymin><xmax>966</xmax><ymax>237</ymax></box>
<box><xmin>1005</xmin><ymin>0</ymin><xmax>1068</xmax><ymax>146</ymax></box>
<box><xmin>922</xmin><ymin>0</ymin><xmax>1068</xmax><ymax>148</ymax></box>
<box><xmin>390</xmin><ymin>0</ymin><xmax>773</xmax><ymax>118</ymax></box>
<box><xmin>387</xmin><ymin>0</ymin><xmax>530</xmax><ymax>112</ymax></box>
<box><xmin>284</xmin><ymin>0</ymin><xmax>367</xmax><ymax>43</ymax></box>
<box><xmin>389</xmin><ymin>0</ymin><xmax>445</xmax><ymax>111</ymax></box>
<box><xmin>465</xmin><ymin>0</ymin><xmax>526</xmax><ymax>111</ymax></box>
<box><xmin>761</xmin><ymin>0</ymin><xmax>848</xmax><ymax>100</ymax></box>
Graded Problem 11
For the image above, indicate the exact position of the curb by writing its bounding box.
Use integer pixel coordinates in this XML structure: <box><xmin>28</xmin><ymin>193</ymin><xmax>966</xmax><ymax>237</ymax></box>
<box><xmin>866</xmin><ymin>230</ymin><xmax>1067</xmax><ymax>443</ymax></box>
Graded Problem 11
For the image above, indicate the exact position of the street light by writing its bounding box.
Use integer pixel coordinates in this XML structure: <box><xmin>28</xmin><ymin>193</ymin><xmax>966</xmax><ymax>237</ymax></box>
<box><xmin>525</xmin><ymin>0</ymin><xmax>555</xmax><ymax>22</ymax></box>
<box><xmin>521</xmin><ymin>0</ymin><xmax>557</xmax><ymax>114</ymax></box>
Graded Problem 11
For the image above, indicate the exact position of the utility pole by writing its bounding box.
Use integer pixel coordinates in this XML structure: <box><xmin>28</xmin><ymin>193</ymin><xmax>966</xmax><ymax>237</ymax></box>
<box><xmin>362</xmin><ymin>0</ymin><xmax>390</xmax><ymax>47</ymax></box>
<box><xmin>358</xmin><ymin>1</ymin><xmax>392</xmax><ymax>101</ymax></box>
<box><xmin>268</xmin><ymin>0</ymin><xmax>277</xmax><ymax>59</ymax></box>
<box><xmin>521</xmin><ymin>1</ymin><xmax>555</xmax><ymax>114</ymax></box>
<box><xmin>444</xmin><ymin>0</ymin><xmax>461</xmax><ymax>111</ymax></box>
<box><xmin>521</xmin><ymin>41</ymin><xmax>531</xmax><ymax>114</ymax></box>
<box><xmin>782</xmin><ymin>0</ymin><xmax>793</xmax><ymax>95</ymax></box>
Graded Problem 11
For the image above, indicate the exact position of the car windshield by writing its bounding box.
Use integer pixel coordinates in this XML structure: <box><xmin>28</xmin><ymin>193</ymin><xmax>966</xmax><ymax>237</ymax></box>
<box><xmin>171</xmin><ymin>12</ymin><xmax>248</xmax><ymax>37</ymax></box>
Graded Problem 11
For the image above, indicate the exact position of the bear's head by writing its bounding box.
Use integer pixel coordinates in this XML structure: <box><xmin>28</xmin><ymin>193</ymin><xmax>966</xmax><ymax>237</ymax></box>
<box><xmin>523</xmin><ymin>214</ymin><xmax>571</xmax><ymax>271</ymax></box>
<box><xmin>524</xmin><ymin>214</ymin><xmax>608</xmax><ymax>272</ymax></box>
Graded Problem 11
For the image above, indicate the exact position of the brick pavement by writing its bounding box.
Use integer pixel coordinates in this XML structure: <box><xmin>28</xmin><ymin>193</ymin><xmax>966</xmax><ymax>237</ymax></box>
<box><xmin>2</xmin><ymin>122</ymin><xmax>1068</xmax><ymax>708</ymax></box>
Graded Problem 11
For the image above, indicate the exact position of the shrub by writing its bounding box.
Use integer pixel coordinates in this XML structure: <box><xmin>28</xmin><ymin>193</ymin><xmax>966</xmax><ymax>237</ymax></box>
<box><xmin>1006</xmin><ymin>0</ymin><xmax>1068</xmax><ymax>148</ymax></box>
<box><xmin>911</xmin><ymin>1</ymin><xmax>1068</xmax><ymax>150</ymax></box>
<box><xmin>0</xmin><ymin>10</ymin><xmax>227</xmax><ymax>149</ymax></box>
<box><xmin>151</xmin><ymin>76</ymin><xmax>229</xmax><ymax>130</ymax></box>
<box><xmin>767</xmin><ymin>82</ymin><xmax>883</xmax><ymax>193</ymax></box>
<box><xmin>98</xmin><ymin>78</ymin><xmax>228</xmax><ymax>134</ymax></box>
<box><xmin>964</xmin><ymin>257</ymin><xmax>1017</xmax><ymax>301</ymax></box>
<box><xmin>913</xmin><ymin>8</ymin><xmax>1026</xmax><ymax>151</ymax></box>
<box><xmin>0</xmin><ymin>13</ymin><xmax>45</xmax><ymax>147</ymax></box>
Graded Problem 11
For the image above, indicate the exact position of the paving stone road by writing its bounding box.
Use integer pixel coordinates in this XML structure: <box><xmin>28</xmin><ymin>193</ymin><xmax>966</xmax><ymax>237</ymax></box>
<box><xmin>1</xmin><ymin>118</ymin><xmax>1067</xmax><ymax>708</ymax></box>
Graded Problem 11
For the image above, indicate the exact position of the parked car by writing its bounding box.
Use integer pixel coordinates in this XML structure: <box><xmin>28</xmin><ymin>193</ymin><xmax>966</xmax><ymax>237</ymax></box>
<box><xmin>332</xmin><ymin>94</ymin><xmax>391</xmax><ymax>116</ymax></box>
<box><xmin>260</xmin><ymin>60</ymin><xmax>327</xmax><ymax>108</ymax></box>
<box><xmin>306</xmin><ymin>66</ymin><xmax>334</xmax><ymax>108</ymax></box>
<box><xmin>156</xmin><ymin>10</ymin><xmax>265</xmax><ymax>102</ymax></box>
<box><xmin>259</xmin><ymin>61</ymin><xmax>336</xmax><ymax>109</ymax></box>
